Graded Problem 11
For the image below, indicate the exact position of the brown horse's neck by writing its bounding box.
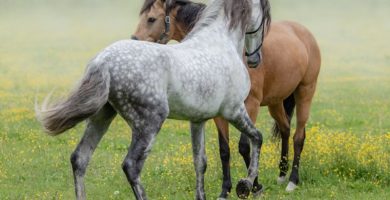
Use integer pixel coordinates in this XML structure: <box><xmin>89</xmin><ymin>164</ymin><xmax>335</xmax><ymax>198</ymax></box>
<box><xmin>174</xmin><ymin>2</ymin><xmax>205</xmax><ymax>42</ymax></box>
<box><xmin>172</xmin><ymin>22</ymin><xmax>189</xmax><ymax>42</ymax></box>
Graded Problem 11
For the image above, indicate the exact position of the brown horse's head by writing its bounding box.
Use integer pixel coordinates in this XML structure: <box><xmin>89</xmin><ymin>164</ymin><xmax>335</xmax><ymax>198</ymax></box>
<box><xmin>132</xmin><ymin>0</ymin><xmax>176</xmax><ymax>43</ymax></box>
<box><xmin>132</xmin><ymin>0</ymin><xmax>205</xmax><ymax>43</ymax></box>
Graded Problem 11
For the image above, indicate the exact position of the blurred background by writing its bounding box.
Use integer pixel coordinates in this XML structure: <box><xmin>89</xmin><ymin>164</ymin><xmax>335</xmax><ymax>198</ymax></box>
<box><xmin>0</xmin><ymin>0</ymin><xmax>389</xmax><ymax>199</ymax></box>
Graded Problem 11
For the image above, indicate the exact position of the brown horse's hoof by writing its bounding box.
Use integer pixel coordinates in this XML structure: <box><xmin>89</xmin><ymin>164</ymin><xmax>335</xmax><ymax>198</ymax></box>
<box><xmin>236</xmin><ymin>179</ymin><xmax>252</xmax><ymax>199</ymax></box>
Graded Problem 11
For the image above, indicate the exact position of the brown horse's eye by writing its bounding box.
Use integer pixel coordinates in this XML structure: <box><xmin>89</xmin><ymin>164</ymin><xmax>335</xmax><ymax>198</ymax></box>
<box><xmin>147</xmin><ymin>17</ymin><xmax>157</xmax><ymax>24</ymax></box>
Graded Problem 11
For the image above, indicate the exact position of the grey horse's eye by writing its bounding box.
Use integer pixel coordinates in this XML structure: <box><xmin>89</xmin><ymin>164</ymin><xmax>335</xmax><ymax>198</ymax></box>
<box><xmin>147</xmin><ymin>17</ymin><xmax>157</xmax><ymax>24</ymax></box>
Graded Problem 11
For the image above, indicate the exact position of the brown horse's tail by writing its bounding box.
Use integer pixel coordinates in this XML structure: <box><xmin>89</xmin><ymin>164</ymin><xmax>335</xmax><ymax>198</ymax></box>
<box><xmin>35</xmin><ymin>57</ymin><xmax>110</xmax><ymax>136</ymax></box>
<box><xmin>272</xmin><ymin>93</ymin><xmax>296</xmax><ymax>139</ymax></box>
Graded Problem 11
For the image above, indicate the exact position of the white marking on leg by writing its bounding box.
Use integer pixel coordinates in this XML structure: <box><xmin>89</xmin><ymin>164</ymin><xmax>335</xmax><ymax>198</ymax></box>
<box><xmin>286</xmin><ymin>181</ymin><xmax>297</xmax><ymax>192</ymax></box>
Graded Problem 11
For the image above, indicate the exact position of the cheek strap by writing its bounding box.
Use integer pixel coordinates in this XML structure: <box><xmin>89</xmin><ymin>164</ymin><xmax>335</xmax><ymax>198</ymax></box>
<box><xmin>158</xmin><ymin>6</ymin><xmax>171</xmax><ymax>44</ymax></box>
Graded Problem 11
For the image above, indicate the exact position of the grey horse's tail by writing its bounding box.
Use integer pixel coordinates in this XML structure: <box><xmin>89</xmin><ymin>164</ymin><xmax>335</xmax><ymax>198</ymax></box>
<box><xmin>272</xmin><ymin>93</ymin><xmax>295</xmax><ymax>139</ymax></box>
<box><xmin>36</xmin><ymin>57</ymin><xmax>110</xmax><ymax>136</ymax></box>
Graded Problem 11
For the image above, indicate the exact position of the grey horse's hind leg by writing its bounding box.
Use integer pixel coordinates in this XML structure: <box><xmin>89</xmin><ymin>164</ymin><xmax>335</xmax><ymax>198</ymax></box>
<box><xmin>70</xmin><ymin>104</ymin><xmax>117</xmax><ymax>200</ymax></box>
<box><xmin>225</xmin><ymin>105</ymin><xmax>263</xmax><ymax>199</ymax></box>
<box><xmin>122</xmin><ymin>111</ymin><xmax>167</xmax><ymax>200</ymax></box>
<box><xmin>190</xmin><ymin>121</ymin><xmax>207</xmax><ymax>200</ymax></box>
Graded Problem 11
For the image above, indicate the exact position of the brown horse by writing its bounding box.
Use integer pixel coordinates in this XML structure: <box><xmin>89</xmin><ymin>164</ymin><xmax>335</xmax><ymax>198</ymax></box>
<box><xmin>132</xmin><ymin>0</ymin><xmax>321</xmax><ymax>198</ymax></box>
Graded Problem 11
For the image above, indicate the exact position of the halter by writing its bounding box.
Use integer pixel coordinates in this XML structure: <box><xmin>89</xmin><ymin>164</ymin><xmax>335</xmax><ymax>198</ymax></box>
<box><xmin>245</xmin><ymin>17</ymin><xmax>266</xmax><ymax>57</ymax></box>
<box><xmin>158</xmin><ymin>6</ymin><xmax>172</xmax><ymax>43</ymax></box>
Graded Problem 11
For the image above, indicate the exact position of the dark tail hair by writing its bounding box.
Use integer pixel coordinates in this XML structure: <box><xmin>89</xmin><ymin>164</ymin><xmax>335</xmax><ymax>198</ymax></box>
<box><xmin>272</xmin><ymin>93</ymin><xmax>295</xmax><ymax>138</ymax></box>
<box><xmin>35</xmin><ymin>57</ymin><xmax>110</xmax><ymax>136</ymax></box>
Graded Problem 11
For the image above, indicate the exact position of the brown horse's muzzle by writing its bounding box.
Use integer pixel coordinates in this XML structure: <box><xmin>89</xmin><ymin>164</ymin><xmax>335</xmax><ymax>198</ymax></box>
<box><xmin>247</xmin><ymin>52</ymin><xmax>262</xmax><ymax>68</ymax></box>
<box><xmin>131</xmin><ymin>35</ymin><xmax>139</xmax><ymax>40</ymax></box>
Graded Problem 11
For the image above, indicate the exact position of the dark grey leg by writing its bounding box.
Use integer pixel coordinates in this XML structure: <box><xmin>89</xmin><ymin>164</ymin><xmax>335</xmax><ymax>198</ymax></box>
<box><xmin>70</xmin><ymin>104</ymin><xmax>117</xmax><ymax>200</ymax></box>
<box><xmin>191</xmin><ymin>121</ymin><xmax>207</xmax><ymax>200</ymax></box>
<box><xmin>225</xmin><ymin>106</ymin><xmax>263</xmax><ymax>199</ymax></box>
<box><xmin>122</xmin><ymin>115</ymin><xmax>165</xmax><ymax>200</ymax></box>
<box><xmin>238</xmin><ymin>134</ymin><xmax>262</xmax><ymax>194</ymax></box>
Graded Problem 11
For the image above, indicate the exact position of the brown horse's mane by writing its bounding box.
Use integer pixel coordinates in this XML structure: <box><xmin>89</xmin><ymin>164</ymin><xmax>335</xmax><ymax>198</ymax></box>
<box><xmin>140</xmin><ymin>0</ymin><xmax>193</xmax><ymax>15</ymax></box>
<box><xmin>140</xmin><ymin>0</ymin><xmax>158</xmax><ymax>15</ymax></box>
<box><xmin>176</xmin><ymin>1</ymin><xmax>206</xmax><ymax>30</ymax></box>
<box><xmin>140</xmin><ymin>0</ymin><xmax>205</xmax><ymax>31</ymax></box>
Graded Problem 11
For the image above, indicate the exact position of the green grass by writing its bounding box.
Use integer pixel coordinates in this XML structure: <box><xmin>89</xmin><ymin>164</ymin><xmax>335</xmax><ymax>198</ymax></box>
<box><xmin>0</xmin><ymin>0</ymin><xmax>390</xmax><ymax>199</ymax></box>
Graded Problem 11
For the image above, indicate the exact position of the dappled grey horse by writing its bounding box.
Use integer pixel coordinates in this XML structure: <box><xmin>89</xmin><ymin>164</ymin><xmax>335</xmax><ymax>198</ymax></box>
<box><xmin>36</xmin><ymin>0</ymin><xmax>269</xmax><ymax>199</ymax></box>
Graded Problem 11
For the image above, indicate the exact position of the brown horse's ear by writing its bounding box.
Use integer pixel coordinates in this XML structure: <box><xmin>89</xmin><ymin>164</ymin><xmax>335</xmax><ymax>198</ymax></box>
<box><xmin>160</xmin><ymin>0</ymin><xmax>177</xmax><ymax>10</ymax></box>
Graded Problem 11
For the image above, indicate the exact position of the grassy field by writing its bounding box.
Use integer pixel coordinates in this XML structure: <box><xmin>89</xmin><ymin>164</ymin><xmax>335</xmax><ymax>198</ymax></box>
<box><xmin>1</xmin><ymin>0</ymin><xmax>390</xmax><ymax>199</ymax></box>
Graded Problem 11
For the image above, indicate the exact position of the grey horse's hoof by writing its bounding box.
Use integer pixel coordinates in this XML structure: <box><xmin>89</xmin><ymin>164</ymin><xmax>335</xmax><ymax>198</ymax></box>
<box><xmin>236</xmin><ymin>179</ymin><xmax>252</xmax><ymax>199</ymax></box>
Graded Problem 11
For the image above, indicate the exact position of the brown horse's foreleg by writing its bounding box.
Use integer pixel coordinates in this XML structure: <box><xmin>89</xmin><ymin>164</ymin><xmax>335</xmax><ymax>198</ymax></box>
<box><xmin>287</xmin><ymin>83</ymin><xmax>316</xmax><ymax>192</ymax></box>
<box><xmin>268</xmin><ymin>103</ymin><xmax>292</xmax><ymax>184</ymax></box>
<box><xmin>238</xmin><ymin>96</ymin><xmax>262</xmax><ymax>195</ymax></box>
<box><xmin>213</xmin><ymin>117</ymin><xmax>232</xmax><ymax>199</ymax></box>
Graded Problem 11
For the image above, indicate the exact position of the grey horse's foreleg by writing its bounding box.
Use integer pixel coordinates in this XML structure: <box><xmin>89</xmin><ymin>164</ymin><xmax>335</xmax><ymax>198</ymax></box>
<box><xmin>122</xmin><ymin>116</ymin><xmax>165</xmax><ymax>200</ymax></box>
<box><xmin>226</xmin><ymin>106</ymin><xmax>263</xmax><ymax>199</ymax></box>
<box><xmin>70</xmin><ymin>104</ymin><xmax>116</xmax><ymax>200</ymax></box>
<box><xmin>190</xmin><ymin>121</ymin><xmax>207</xmax><ymax>200</ymax></box>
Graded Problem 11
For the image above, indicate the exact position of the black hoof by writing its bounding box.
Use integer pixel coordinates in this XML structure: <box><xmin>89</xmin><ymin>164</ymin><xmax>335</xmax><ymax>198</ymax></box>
<box><xmin>236</xmin><ymin>179</ymin><xmax>252</xmax><ymax>199</ymax></box>
<box><xmin>218</xmin><ymin>191</ymin><xmax>229</xmax><ymax>200</ymax></box>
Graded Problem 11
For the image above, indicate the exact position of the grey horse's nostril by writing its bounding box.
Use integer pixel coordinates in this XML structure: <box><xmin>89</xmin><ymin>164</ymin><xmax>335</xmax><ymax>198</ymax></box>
<box><xmin>131</xmin><ymin>35</ymin><xmax>138</xmax><ymax>40</ymax></box>
<box><xmin>247</xmin><ymin>53</ymin><xmax>261</xmax><ymax>68</ymax></box>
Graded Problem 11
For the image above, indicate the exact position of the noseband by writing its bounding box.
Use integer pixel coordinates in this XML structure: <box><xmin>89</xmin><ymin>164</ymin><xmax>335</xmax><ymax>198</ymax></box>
<box><xmin>245</xmin><ymin>17</ymin><xmax>266</xmax><ymax>57</ymax></box>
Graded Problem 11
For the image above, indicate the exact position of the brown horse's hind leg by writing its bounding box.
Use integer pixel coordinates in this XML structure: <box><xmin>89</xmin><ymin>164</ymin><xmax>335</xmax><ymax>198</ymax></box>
<box><xmin>287</xmin><ymin>82</ymin><xmax>317</xmax><ymax>192</ymax></box>
<box><xmin>268</xmin><ymin>103</ymin><xmax>292</xmax><ymax>184</ymax></box>
<box><xmin>238</xmin><ymin>96</ymin><xmax>263</xmax><ymax>196</ymax></box>
<box><xmin>213</xmin><ymin>117</ymin><xmax>232</xmax><ymax>199</ymax></box>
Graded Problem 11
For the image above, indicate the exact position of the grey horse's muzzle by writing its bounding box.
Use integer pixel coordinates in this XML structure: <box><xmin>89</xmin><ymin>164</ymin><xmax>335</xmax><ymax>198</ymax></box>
<box><xmin>246</xmin><ymin>52</ymin><xmax>262</xmax><ymax>68</ymax></box>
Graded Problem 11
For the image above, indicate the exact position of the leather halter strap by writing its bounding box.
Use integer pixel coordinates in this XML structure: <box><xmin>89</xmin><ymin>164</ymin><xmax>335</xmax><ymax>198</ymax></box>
<box><xmin>159</xmin><ymin>4</ymin><xmax>172</xmax><ymax>43</ymax></box>
<box><xmin>245</xmin><ymin>17</ymin><xmax>266</xmax><ymax>57</ymax></box>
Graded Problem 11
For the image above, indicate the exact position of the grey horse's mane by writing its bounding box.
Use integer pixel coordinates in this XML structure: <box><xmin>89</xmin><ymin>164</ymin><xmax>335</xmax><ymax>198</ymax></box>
<box><xmin>140</xmin><ymin>0</ymin><xmax>271</xmax><ymax>37</ymax></box>
<box><xmin>189</xmin><ymin>0</ymin><xmax>252</xmax><ymax>35</ymax></box>
<box><xmin>260</xmin><ymin>0</ymin><xmax>271</xmax><ymax>34</ymax></box>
